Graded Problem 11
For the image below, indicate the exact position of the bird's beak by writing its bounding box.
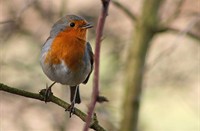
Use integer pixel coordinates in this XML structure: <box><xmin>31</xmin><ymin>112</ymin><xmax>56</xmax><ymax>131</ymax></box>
<box><xmin>81</xmin><ymin>23</ymin><xmax>93</xmax><ymax>29</ymax></box>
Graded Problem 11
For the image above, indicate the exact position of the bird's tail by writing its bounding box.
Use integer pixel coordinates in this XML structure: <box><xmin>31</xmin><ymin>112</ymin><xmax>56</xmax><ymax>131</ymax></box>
<box><xmin>70</xmin><ymin>85</ymin><xmax>81</xmax><ymax>104</ymax></box>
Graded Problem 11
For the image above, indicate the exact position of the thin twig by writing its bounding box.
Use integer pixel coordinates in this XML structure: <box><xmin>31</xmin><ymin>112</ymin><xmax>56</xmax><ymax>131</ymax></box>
<box><xmin>156</xmin><ymin>17</ymin><xmax>200</xmax><ymax>41</ymax></box>
<box><xmin>0</xmin><ymin>20</ymin><xmax>15</xmax><ymax>24</ymax></box>
<box><xmin>112</xmin><ymin>1</ymin><xmax>137</xmax><ymax>21</ymax></box>
<box><xmin>83</xmin><ymin>0</ymin><xmax>110</xmax><ymax>131</ymax></box>
<box><xmin>162</xmin><ymin>0</ymin><xmax>186</xmax><ymax>26</ymax></box>
<box><xmin>0</xmin><ymin>83</ymin><xmax>106</xmax><ymax>131</ymax></box>
<box><xmin>146</xmin><ymin>17</ymin><xmax>200</xmax><ymax>72</ymax></box>
<box><xmin>16</xmin><ymin>0</ymin><xmax>37</xmax><ymax>19</ymax></box>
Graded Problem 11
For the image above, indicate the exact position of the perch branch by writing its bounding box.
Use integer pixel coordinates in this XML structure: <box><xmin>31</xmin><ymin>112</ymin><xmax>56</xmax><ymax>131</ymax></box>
<box><xmin>0</xmin><ymin>83</ymin><xmax>106</xmax><ymax>131</ymax></box>
<box><xmin>83</xmin><ymin>0</ymin><xmax>110</xmax><ymax>131</ymax></box>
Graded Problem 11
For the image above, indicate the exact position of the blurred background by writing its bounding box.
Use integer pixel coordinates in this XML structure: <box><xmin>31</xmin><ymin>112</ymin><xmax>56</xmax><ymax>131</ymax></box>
<box><xmin>0</xmin><ymin>0</ymin><xmax>199</xmax><ymax>131</ymax></box>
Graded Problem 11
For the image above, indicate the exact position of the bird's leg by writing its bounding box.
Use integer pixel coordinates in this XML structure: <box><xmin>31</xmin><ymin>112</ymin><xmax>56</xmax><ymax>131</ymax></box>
<box><xmin>44</xmin><ymin>81</ymin><xmax>56</xmax><ymax>102</ymax></box>
<box><xmin>66</xmin><ymin>85</ymin><xmax>79</xmax><ymax>117</ymax></box>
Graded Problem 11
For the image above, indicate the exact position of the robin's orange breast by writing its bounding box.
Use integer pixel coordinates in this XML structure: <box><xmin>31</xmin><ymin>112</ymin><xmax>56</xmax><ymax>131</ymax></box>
<box><xmin>45</xmin><ymin>31</ymin><xmax>86</xmax><ymax>71</ymax></box>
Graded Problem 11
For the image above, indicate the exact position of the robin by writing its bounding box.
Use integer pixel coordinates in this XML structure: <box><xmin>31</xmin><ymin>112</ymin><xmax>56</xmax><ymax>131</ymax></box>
<box><xmin>40</xmin><ymin>15</ymin><xmax>93</xmax><ymax>117</ymax></box>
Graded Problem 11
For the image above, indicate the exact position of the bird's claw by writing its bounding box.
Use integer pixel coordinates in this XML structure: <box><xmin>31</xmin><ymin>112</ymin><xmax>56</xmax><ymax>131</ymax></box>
<box><xmin>65</xmin><ymin>102</ymin><xmax>75</xmax><ymax>117</ymax></box>
<box><xmin>40</xmin><ymin>82</ymin><xmax>56</xmax><ymax>103</ymax></box>
<box><xmin>44</xmin><ymin>84</ymin><xmax>53</xmax><ymax>103</ymax></box>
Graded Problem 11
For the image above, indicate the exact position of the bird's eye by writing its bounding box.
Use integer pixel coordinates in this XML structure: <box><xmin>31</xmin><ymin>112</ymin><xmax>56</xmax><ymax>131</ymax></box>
<box><xmin>70</xmin><ymin>22</ymin><xmax>75</xmax><ymax>27</ymax></box>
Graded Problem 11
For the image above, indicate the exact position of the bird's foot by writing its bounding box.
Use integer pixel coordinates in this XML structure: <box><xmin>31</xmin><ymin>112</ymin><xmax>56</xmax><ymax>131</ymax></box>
<box><xmin>39</xmin><ymin>82</ymin><xmax>56</xmax><ymax>103</ymax></box>
<box><xmin>65</xmin><ymin>102</ymin><xmax>75</xmax><ymax>117</ymax></box>
<box><xmin>44</xmin><ymin>84</ymin><xmax>53</xmax><ymax>102</ymax></box>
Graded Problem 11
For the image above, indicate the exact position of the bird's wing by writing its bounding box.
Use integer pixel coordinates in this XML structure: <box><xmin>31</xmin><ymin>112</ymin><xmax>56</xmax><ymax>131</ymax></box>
<box><xmin>82</xmin><ymin>42</ymin><xmax>94</xmax><ymax>84</ymax></box>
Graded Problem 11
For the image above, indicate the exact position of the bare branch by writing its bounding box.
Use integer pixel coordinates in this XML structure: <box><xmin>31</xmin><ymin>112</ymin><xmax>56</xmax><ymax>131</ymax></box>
<box><xmin>16</xmin><ymin>0</ymin><xmax>37</xmax><ymax>19</ymax></box>
<box><xmin>0</xmin><ymin>83</ymin><xmax>106</xmax><ymax>131</ymax></box>
<box><xmin>147</xmin><ymin>17</ymin><xmax>200</xmax><ymax>72</ymax></box>
<box><xmin>0</xmin><ymin>0</ymin><xmax>36</xmax><ymax>41</ymax></box>
<box><xmin>33</xmin><ymin>0</ymin><xmax>55</xmax><ymax>22</ymax></box>
<box><xmin>83</xmin><ymin>0</ymin><xmax>110</xmax><ymax>131</ymax></box>
<box><xmin>145</xmin><ymin>39</ymin><xmax>178</xmax><ymax>72</ymax></box>
<box><xmin>163</xmin><ymin>0</ymin><xmax>186</xmax><ymax>25</ymax></box>
<box><xmin>112</xmin><ymin>1</ymin><xmax>137</xmax><ymax>21</ymax></box>
<box><xmin>0</xmin><ymin>20</ymin><xmax>15</xmax><ymax>24</ymax></box>
<box><xmin>162</xmin><ymin>27</ymin><xmax>200</xmax><ymax>41</ymax></box>
<box><xmin>157</xmin><ymin>17</ymin><xmax>200</xmax><ymax>41</ymax></box>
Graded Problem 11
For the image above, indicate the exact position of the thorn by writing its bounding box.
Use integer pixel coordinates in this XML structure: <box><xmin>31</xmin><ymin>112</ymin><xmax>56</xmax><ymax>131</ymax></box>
<box><xmin>97</xmin><ymin>95</ymin><xmax>109</xmax><ymax>103</ymax></box>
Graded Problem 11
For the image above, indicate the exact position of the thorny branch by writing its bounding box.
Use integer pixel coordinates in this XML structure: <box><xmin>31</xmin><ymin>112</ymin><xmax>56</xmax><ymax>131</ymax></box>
<box><xmin>83</xmin><ymin>0</ymin><xmax>110</xmax><ymax>131</ymax></box>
